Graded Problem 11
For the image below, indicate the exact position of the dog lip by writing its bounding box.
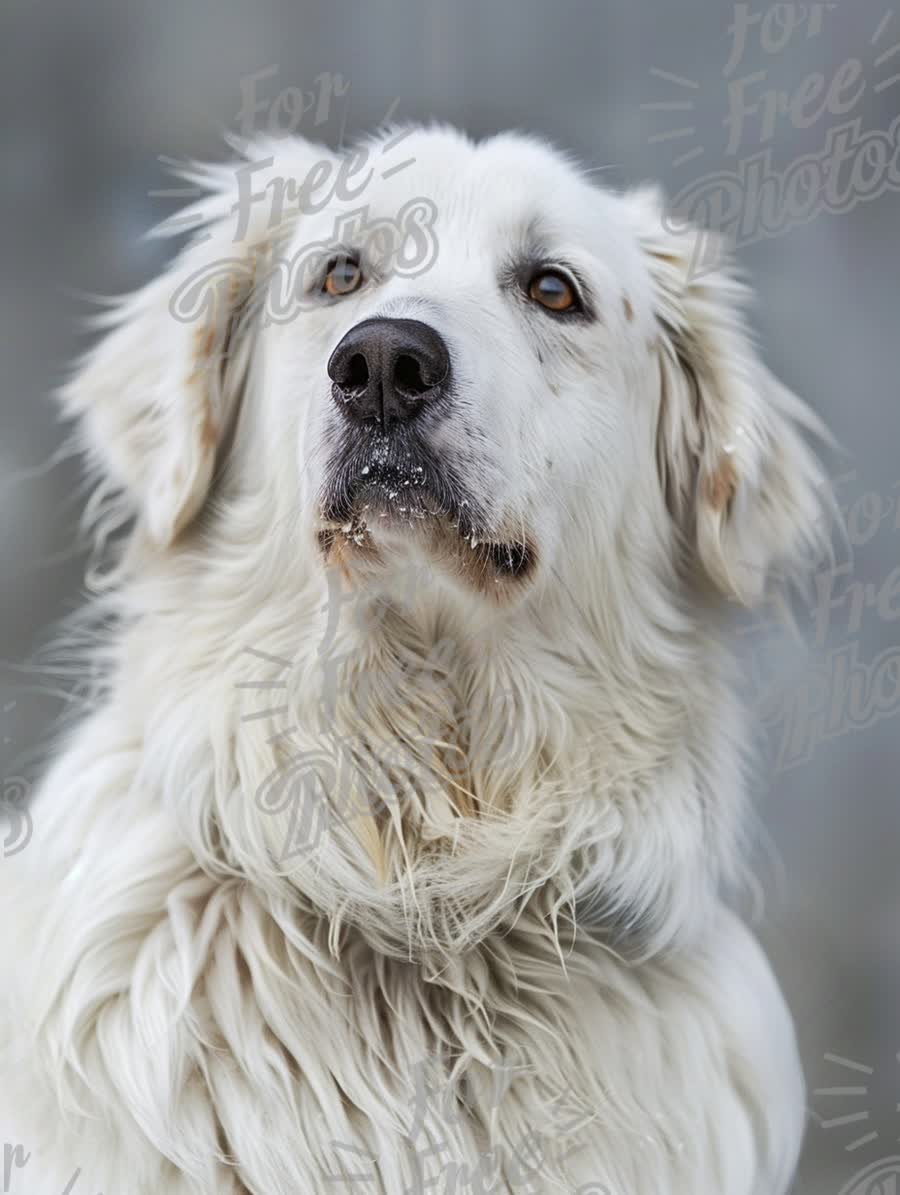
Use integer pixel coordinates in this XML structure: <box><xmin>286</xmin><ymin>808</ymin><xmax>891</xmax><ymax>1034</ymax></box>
<box><xmin>320</xmin><ymin>431</ymin><xmax>537</xmax><ymax>585</ymax></box>
<box><xmin>319</xmin><ymin>500</ymin><xmax>537</xmax><ymax>588</ymax></box>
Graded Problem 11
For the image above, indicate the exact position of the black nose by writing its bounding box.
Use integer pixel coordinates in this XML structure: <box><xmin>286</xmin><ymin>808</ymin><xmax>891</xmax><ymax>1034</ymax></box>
<box><xmin>327</xmin><ymin>317</ymin><xmax>450</xmax><ymax>430</ymax></box>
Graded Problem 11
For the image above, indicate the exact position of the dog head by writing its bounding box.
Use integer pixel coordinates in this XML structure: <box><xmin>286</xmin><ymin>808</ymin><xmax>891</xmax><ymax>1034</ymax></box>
<box><xmin>63</xmin><ymin>125</ymin><xmax>828</xmax><ymax>610</ymax></box>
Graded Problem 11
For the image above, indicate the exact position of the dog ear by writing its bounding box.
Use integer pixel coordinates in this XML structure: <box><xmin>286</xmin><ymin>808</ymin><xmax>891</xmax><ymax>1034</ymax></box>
<box><xmin>60</xmin><ymin>139</ymin><xmax>332</xmax><ymax>549</ymax></box>
<box><xmin>630</xmin><ymin>187</ymin><xmax>832</xmax><ymax>606</ymax></box>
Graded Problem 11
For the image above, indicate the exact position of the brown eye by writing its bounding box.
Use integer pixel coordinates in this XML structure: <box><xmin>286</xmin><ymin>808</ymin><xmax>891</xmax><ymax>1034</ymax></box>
<box><xmin>323</xmin><ymin>257</ymin><xmax>363</xmax><ymax>297</ymax></box>
<box><xmin>528</xmin><ymin>270</ymin><xmax>578</xmax><ymax>313</ymax></box>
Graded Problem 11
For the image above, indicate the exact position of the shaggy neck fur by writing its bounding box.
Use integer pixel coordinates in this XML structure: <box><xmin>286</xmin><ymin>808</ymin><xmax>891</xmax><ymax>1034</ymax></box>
<box><xmin>96</xmin><ymin>465</ymin><xmax>744</xmax><ymax>971</ymax></box>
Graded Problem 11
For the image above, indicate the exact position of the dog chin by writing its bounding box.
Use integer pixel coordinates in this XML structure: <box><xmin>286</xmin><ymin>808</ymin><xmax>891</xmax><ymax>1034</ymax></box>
<box><xmin>317</xmin><ymin>480</ymin><xmax>537</xmax><ymax>594</ymax></box>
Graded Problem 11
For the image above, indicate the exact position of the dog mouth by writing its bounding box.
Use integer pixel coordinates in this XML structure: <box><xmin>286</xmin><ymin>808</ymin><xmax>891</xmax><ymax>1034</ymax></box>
<box><xmin>318</xmin><ymin>431</ymin><xmax>536</xmax><ymax>585</ymax></box>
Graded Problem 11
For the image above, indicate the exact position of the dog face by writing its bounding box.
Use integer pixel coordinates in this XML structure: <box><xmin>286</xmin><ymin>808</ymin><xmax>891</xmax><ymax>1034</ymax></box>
<box><xmin>63</xmin><ymin>126</ymin><xmax>828</xmax><ymax>616</ymax></box>
<box><xmin>276</xmin><ymin>131</ymin><xmax>650</xmax><ymax>601</ymax></box>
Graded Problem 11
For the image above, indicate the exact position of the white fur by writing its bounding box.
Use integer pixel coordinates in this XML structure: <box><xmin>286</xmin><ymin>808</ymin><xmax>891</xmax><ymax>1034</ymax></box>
<box><xmin>0</xmin><ymin>126</ymin><xmax>830</xmax><ymax>1193</ymax></box>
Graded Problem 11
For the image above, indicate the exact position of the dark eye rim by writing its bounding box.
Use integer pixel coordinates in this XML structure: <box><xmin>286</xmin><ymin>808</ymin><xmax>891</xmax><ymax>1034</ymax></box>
<box><xmin>321</xmin><ymin>254</ymin><xmax>365</xmax><ymax>297</ymax></box>
<box><xmin>522</xmin><ymin>264</ymin><xmax>588</xmax><ymax>318</ymax></box>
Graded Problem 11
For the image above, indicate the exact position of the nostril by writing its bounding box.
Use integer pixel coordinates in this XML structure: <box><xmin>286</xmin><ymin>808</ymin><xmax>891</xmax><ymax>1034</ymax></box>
<box><xmin>393</xmin><ymin>354</ymin><xmax>429</xmax><ymax>398</ymax></box>
<box><xmin>329</xmin><ymin>319</ymin><xmax>449</xmax><ymax>427</ymax></box>
<box><xmin>343</xmin><ymin>353</ymin><xmax>369</xmax><ymax>392</ymax></box>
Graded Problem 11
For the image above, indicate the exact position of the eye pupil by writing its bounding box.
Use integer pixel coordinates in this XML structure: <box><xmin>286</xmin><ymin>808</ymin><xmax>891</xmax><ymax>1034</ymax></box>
<box><xmin>324</xmin><ymin>258</ymin><xmax>363</xmax><ymax>297</ymax></box>
<box><xmin>529</xmin><ymin>270</ymin><xmax>577</xmax><ymax>312</ymax></box>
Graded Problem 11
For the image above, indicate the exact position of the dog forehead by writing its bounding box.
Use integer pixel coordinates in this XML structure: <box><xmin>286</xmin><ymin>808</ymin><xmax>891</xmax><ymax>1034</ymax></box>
<box><xmin>327</xmin><ymin>127</ymin><xmax>633</xmax><ymax>259</ymax></box>
<box><xmin>441</xmin><ymin>133</ymin><xmax>606</xmax><ymax>225</ymax></box>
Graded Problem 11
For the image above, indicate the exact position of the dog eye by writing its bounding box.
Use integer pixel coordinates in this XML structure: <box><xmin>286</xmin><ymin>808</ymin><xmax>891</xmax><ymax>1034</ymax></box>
<box><xmin>528</xmin><ymin>270</ymin><xmax>579</xmax><ymax>313</ymax></box>
<box><xmin>323</xmin><ymin>257</ymin><xmax>364</xmax><ymax>298</ymax></box>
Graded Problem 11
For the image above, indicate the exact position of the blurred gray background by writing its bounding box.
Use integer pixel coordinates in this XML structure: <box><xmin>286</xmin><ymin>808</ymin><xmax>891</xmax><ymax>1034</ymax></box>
<box><xmin>1</xmin><ymin>1</ymin><xmax>898</xmax><ymax>1190</ymax></box>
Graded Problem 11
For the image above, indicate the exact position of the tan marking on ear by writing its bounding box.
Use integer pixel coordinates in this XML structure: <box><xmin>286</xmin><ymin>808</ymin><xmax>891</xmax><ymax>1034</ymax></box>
<box><xmin>199</xmin><ymin>407</ymin><xmax>219</xmax><ymax>456</ymax></box>
<box><xmin>623</xmin><ymin>295</ymin><xmax>634</xmax><ymax>322</ymax></box>
<box><xmin>648</xmin><ymin>249</ymin><xmax>682</xmax><ymax>268</ymax></box>
<box><xmin>186</xmin><ymin>322</ymin><xmax>223</xmax><ymax>390</ymax></box>
<box><xmin>703</xmin><ymin>457</ymin><xmax>738</xmax><ymax>512</ymax></box>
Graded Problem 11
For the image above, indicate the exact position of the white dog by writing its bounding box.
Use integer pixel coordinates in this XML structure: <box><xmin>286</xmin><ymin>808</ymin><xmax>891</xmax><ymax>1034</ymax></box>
<box><xmin>0</xmin><ymin>126</ymin><xmax>829</xmax><ymax>1194</ymax></box>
